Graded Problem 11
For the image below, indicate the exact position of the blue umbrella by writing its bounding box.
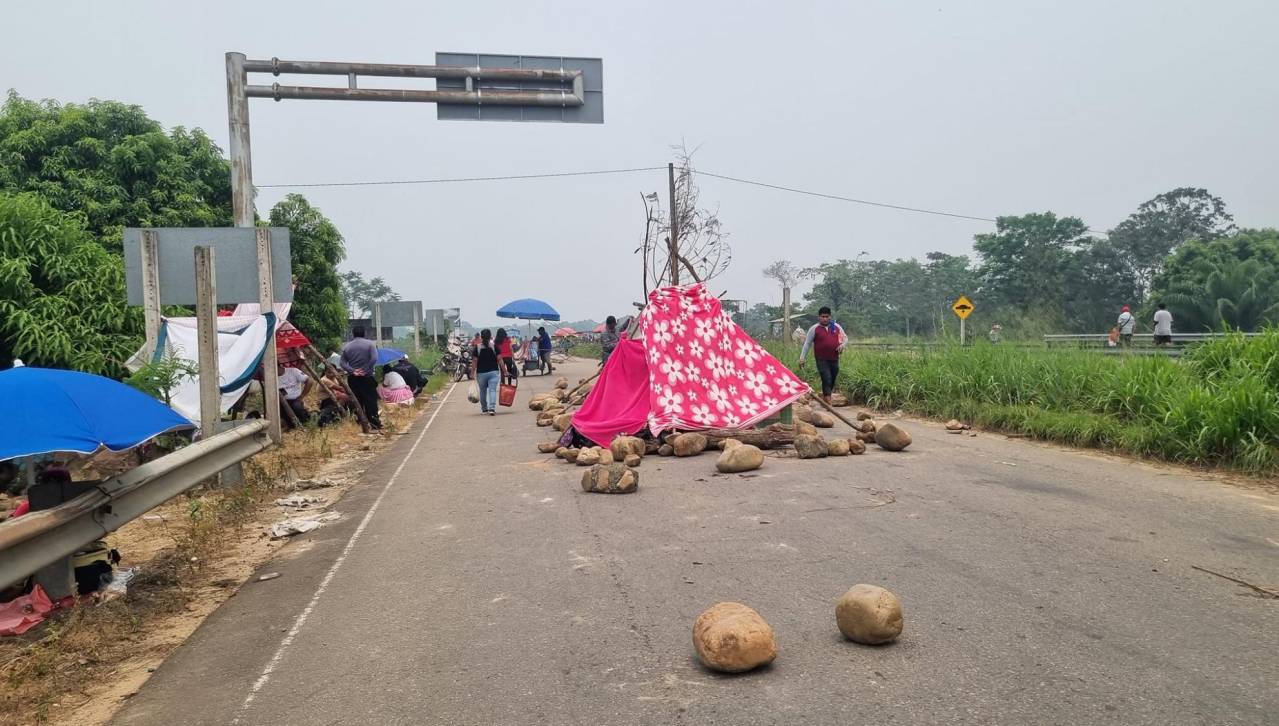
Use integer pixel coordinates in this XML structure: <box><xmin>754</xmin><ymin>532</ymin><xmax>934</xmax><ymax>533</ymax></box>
<box><xmin>376</xmin><ymin>348</ymin><xmax>408</xmax><ymax>366</ymax></box>
<box><xmin>0</xmin><ymin>367</ymin><xmax>194</xmax><ymax>461</ymax></box>
<box><xmin>495</xmin><ymin>298</ymin><xmax>560</xmax><ymax>322</ymax></box>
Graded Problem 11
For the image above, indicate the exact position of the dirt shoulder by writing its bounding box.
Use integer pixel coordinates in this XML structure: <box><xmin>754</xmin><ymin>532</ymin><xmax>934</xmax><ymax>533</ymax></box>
<box><xmin>0</xmin><ymin>398</ymin><xmax>435</xmax><ymax>726</ymax></box>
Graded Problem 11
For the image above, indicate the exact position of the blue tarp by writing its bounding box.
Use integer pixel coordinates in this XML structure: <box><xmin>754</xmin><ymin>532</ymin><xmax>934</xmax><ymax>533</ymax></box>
<box><xmin>0</xmin><ymin>367</ymin><xmax>194</xmax><ymax>461</ymax></box>
<box><xmin>495</xmin><ymin>298</ymin><xmax>560</xmax><ymax>321</ymax></box>
<box><xmin>377</xmin><ymin>348</ymin><xmax>408</xmax><ymax>366</ymax></box>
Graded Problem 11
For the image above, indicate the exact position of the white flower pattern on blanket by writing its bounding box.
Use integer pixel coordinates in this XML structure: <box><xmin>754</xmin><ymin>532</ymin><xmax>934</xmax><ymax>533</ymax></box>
<box><xmin>640</xmin><ymin>283</ymin><xmax>810</xmax><ymax>435</ymax></box>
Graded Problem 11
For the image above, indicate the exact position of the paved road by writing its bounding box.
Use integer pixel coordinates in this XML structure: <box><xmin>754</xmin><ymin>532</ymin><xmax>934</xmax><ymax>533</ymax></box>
<box><xmin>114</xmin><ymin>359</ymin><xmax>1278</xmax><ymax>725</ymax></box>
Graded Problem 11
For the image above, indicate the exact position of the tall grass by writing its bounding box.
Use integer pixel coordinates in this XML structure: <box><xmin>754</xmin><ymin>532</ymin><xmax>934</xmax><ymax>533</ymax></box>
<box><xmin>766</xmin><ymin>331</ymin><xmax>1279</xmax><ymax>474</ymax></box>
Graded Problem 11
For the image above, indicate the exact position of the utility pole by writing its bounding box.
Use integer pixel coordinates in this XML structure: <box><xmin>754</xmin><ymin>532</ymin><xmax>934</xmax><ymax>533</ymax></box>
<box><xmin>782</xmin><ymin>286</ymin><xmax>792</xmax><ymax>342</ymax></box>
<box><xmin>193</xmin><ymin>246</ymin><xmax>221</xmax><ymax>442</ymax></box>
<box><xmin>667</xmin><ymin>162</ymin><xmax>680</xmax><ymax>286</ymax></box>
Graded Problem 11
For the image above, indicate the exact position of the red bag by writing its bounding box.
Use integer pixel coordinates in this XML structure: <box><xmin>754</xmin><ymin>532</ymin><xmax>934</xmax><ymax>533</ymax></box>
<box><xmin>498</xmin><ymin>382</ymin><xmax>517</xmax><ymax>407</ymax></box>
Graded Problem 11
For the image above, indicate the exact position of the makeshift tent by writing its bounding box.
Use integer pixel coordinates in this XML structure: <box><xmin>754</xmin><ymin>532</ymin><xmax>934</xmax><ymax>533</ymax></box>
<box><xmin>553</xmin><ymin>326</ymin><xmax>576</xmax><ymax>337</ymax></box>
<box><xmin>377</xmin><ymin>348</ymin><xmax>408</xmax><ymax>366</ymax></box>
<box><xmin>572</xmin><ymin>283</ymin><xmax>810</xmax><ymax>447</ymax></box>
<box><xmin>125</xmin><ymin>313</ymin><xmax>277</xmax><ymax>424</ymax></box>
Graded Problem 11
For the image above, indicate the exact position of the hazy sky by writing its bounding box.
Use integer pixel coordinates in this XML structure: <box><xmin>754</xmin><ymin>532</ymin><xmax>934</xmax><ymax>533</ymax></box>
<box><xmin>5</xmin><ymin>1</ymin><xmax>1277</xmax><ymax>325</ymax></box>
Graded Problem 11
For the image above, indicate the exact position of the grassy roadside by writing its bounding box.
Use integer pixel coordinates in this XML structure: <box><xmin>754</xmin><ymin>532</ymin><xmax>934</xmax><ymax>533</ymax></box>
<box><xmin>766</xmin><ymin>330</ymin><xmax>1279</xmax><ymax>475</ymax></box>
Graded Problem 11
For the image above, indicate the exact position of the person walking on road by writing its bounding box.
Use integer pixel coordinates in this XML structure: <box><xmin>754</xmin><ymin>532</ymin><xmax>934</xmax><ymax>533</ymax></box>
<box><xmin>600</xmin><ymin>316</ymin><xmax>620</xmax><ymax>366</ymax></box>
<box><xmin>1117</xmin><ymin>305</ymin><xmax>1137</xmax><ymax>347</ymax></box>
<box><xmin>1153</xmin><ymin>303</ymin><xmax>1174</xmax><ymax>348</ymax></box>
<box><xmin>340</xmin><ymin>326</ymin><xmax>382</xmax><ymax>430</ymax></box>
<box><xmin>471</xmin><ymin>329</ymin><xmax>501</xmax><ymax>415</ymax></box>
<box><xmin>798</xmin><ymin>306</ymin><xmax>847</xmax><ymax>405</ymax></box>
<box><xmin>537</xmin><ymin>326</ymin><xmax>554</xmax><ymax>375</ymax></box>
<box><xmin>495</xmin><ymin>328</ymin><xmax>518</xmax><ymax>386</ymax></box>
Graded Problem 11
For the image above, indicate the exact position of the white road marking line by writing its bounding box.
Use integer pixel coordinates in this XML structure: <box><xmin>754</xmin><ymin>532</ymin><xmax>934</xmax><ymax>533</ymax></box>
<box><xmin>235</xmin><ymin>382</ymin><xmax>458</xmax><ymax>720</ymax></box>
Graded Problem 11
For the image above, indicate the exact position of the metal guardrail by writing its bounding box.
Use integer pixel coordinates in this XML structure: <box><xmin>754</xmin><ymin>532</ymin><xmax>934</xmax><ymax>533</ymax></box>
<box><xmin>0</xmin><ymin>419</ymin><xmax>273</xmax><ymax>590</ymax></box>
<box><xmin>1043</xmin><ymin>333</ymin><xmax>1257</xmax><ymax>344</ymax></box>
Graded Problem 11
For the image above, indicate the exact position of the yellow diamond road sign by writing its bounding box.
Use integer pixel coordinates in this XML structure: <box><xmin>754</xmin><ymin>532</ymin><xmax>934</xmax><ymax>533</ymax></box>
<box><xmin>952</xmin><ymin>296</ymin><xmax>975</xmax><ymax>320</ymax></box>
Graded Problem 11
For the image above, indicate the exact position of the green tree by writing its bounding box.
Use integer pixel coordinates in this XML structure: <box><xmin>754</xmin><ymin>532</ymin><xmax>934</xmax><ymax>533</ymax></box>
<box><xmin>268</xmin><ymin>194</ymin><xmax>347</xmax><ymax>352</ymax></box>
<box><xmin>339</xmin><ymin>270</ymin><xmax>399</xmax><ymax>318</ymax></box>
<box><xmin>1151</xmin><ymin>229</ymin><xmax>1279</xmax><ymax>331</ymax></box>
<box><xmin>1107</xmin><ymin>188</ymin><xmax>1235</xmax><ymax>300</ymax></box>
<box><xmin>0</xmin><ymin>92</ymin><xmax>232</xmax><ymax>250</ymax></box>
<box><xmin>974</xmin><ymin>212</ymin><xmax>1092</xmax><ymax>324</ymax></box>
<box><xmin>0</xmin><ymin>192</ymin><xmax>142</xmax><ymax>375</ymax></box>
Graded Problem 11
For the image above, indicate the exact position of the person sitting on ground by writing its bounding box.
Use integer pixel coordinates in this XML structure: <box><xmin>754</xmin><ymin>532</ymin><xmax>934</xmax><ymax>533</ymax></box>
<box><xmin>378</xmin><ymin>368</ymin><xmax>415</xmax><ymax>405</ymax></box>
<box><xmin>600</xmin><ymin>316</ymin><xmax>620</xmax><ymax>365</ymax></box>
<box><xmin>382</xmin><ymin>355</ymin><xmax>425</xmax><ymax>395</ymax></box>
<box><xmin>798</xmin><ymin>306</ymin><xmax>848</xmax><ymax>406</ymax></box>
<box><xmin>316</xmin><ymin>365</ymin><xmax>354</xmax><ymax>426</ymax></box>
<box><xmin>537</xmin><ymin>326</ymin><xmax>554</xmax><ymax>375</ymax></box>
<box><xmin>278</xmin><ymin>362</ymin><xmax>313</xmax><ymax>428</ymax></box>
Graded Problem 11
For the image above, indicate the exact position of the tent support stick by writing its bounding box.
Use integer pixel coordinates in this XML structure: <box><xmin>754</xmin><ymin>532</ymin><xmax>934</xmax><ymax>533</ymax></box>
<box><xmin>810</xmin><ymin>395</ymin><xmax>859</xmax><ymax>431</ymax></box>
<box><xmin>306</xmin><ymin>344</ymin><xmax>371</xmax><ymax>433</ymax></box>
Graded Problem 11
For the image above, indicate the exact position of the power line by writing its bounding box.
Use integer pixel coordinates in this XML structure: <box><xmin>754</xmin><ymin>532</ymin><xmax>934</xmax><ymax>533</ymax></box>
<box><xmin>691</xmin><ymin>169</ymin><xmax>997</xmax><ymax>224</ymax></box>
<box><xmin>256</xmin><ymin>166</ymin><xmax>666</xmax><ymax>188</ymax></box>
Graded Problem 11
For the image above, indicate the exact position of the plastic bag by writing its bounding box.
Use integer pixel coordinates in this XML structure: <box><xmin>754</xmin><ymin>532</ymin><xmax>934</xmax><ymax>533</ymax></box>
<box><xmin>467</xmin><ymin>381</ymin><xmax>480</xmax><ymax>404</ymax></box>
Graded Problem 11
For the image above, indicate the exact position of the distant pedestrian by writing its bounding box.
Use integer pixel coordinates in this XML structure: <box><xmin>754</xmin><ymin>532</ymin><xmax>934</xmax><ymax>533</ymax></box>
<box><xmin>792</xmin><ymin>326</ymin><xmax>805</xmax><ymax>345</ymax></box>
<box><xmin>471</xmin><ymin>328</ymin><xmax>501</xmax><ymax>415</ymax></box>
<box><xmin>1117</xmin><ymin>305</ymin><xmax>1136</xmax><ymax>347</ymax></box>
<box><xmin>988</xmin><ymin>324</ymin><xmax>1003</xmax><ymax>344</ymax></box>
<box><xmin>340</xmin><ymin>326</ymin><xmax>382</xmax><ymax>429</ymax></box>
<box><xmin>798</xmin><ymin>306</ymin><xmax>847</xmax><ymax>405</ymax></box>
<box><xmin>537</xmin><ymin>326</ymin><xmax>554</xmax><ymax>375</ymax></box>
<box><xmin>495</xmin><ymin>328</ymin><xmax>518</xmax><ymax>386</ymax></box>
<box><xmin>1153</xmin><ymin>303</ymin><xmax>1174</xmax><ymax>347</ymax></box>
<box><xmin>600</xmin><ymin>316</ymin><xmax>620</xmax><ymax>365</ymax></box>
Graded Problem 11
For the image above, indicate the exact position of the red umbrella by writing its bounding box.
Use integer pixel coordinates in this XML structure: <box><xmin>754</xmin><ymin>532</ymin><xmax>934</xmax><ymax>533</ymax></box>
<box><xmin>553</xmin><ymin>326</ymin><xmax>576</xmax><ymax>337</ymax></box>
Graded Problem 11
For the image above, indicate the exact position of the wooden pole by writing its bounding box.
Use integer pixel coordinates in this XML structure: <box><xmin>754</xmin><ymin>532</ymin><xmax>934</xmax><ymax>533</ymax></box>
<box><xmin>810</xmin><ymin>394</ymin><xmax>861</xmax><ymax>430</ymax></box>
<box><xmin>667</xmin><ymin>162</ymin><xmax>680</xmax><ymax>286</ymax></box>
<box><xmin>193</xmin><ymin>246</ymin><xmax>221</xmax><ymax>441</ymax></box>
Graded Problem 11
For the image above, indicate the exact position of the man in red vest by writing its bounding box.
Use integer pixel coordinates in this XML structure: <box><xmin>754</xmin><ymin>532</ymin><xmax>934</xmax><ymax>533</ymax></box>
<box><xmin>798</xmin><ymin>306</ymin><xmax>847</xmax><ymax>405</ymax></box>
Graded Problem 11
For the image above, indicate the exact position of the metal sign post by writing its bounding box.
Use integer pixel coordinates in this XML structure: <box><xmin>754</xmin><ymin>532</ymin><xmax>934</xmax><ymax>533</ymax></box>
<box><xmin>952</xmin><ymin>295</ymin><xmax>975</xmax><ymax>345</ymax></box>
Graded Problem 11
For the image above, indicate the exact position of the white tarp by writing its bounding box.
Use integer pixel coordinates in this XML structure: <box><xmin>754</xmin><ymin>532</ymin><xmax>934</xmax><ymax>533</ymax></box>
<box><xmin>130</xmin><ymin>315</ymin><xmax>274</xmax><ymax>424</ymax></box>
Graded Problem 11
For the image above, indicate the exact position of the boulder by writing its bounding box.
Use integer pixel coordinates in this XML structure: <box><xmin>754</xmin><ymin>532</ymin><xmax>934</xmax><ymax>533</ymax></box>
<box><xmin>536</xmin><ymin>417</ymin><xmax>554</xmax><ymax>427</ymax></box>
<box><xmin>856</xmin><ymin>411</ymin><xmax>874</xmax><ymax>421</ymax></box>
<box><xmin>555</xmin><ymin>376</ymin><xmax>569</xmax><ymax>389</ymax></box>
<box><xmin>875</xmin><ymin>423</ymin><xmax>912</xmax><ymax>451</ymax></box>
<box><xmin>555</xmin><ymin>389</ymin><xmax>570</xmax><ymax>402</ymax></box>
<box><xmin>858</xmin><ymin>420</ymin><xmax>877</xmax><ymax>434</ymax></box>
<box><xmin>563</xmin><ymin>448</ymin><xmax>581</xmax><ymax>463</ymax></box>
<box><xmin>597</xmin><ymin>448</ymin><xmax>615</xmax><ymax>465</ymax></box>
<box><xmin>576</xmin><ymin>448</ymin><xmax>601</xmax><ymax>466</ymax></box>
<box><xmin>658</xmin><ymin>444</ymin><xmax>674</xmax><ymax>457</ymax></box>
<box><xmin>848</xmin><ymin>438</ymin><xmax>867</xmax><ymax>455</ymax></box>
<box><xmin>673</xmin><ymin>433</ymin><xmax>709</xmax><ymax>457</ymax></box>
<box><xmin>537</xmin><ymin>442</ymin><xmax>559</xmax><ymax>454</ymax></box>
<box><xmin>553</xmin><ymin>412</ymin><xmax>574</xmax><ymax>432</ymax></box>
<box><xmin>624</xmin><ymin>454</ymin><xmax>642</xmax><ymax>468</ymax></box>
<box><xmin>716</xmin><ymin>444</ymin><xmax>764</xmax><ymax>473</ymax></box>
<box><xmin>830</xmin><ymin>392</ymin><xmax>849</xmax><ymax>407</ymax></box>
<box><xmin>855</xmin><ymin>431</ymin><xmax>876</xmax><ymax>444</ymax></box>
<box><xmin>645</xmin><ymin>439</ymin><xmax>662</xmax><ymax>455</ymax></box>
<box><xmin>835</xmin><ymin>584</ymin><xmax>903</xmax><ymax>645</ymax></box>
<box><xmin>794</xmin><ymin>420</ymin><xmax>818</xmax><ymax>437</ymax></box>
<box><xmin>827</xmin><ymin>438</ymin><xmax>851</xmax><ymax>456</ymax></box>
<box><xmin>794</xmin><ymin>434</ymin><xmax>828</xmax><ymax>459</ymax></box>
<box><xmin>811</xmin><ymin>411</ymin><xmax>836</xmax><ymax>428</ymax></box>
<box><xmin>529</xmin><ymin>396</ymin><xmax>551</xmax><ymax>410</ymax></box>
<box><xmin>693</xmin><ymin>602</ymin><xmax>778</xmax><ymax>673</ymax></box>
<box><xmin>945</xmin><ymin>419</ymin><xmax>969</xmax><ymax>431</ymax></box>
<box><xmin>794</xmin><ymin>405</ymin><xmax>814</xmax><ymax>423</ymax></box>
<box><xmin>580</xmin><ymin>463</ymin><xmax>639</xmax><ymax>494</ymax></box>
<box><xmin>555</xmin><ymin>447</ymin><xmax>569</xmax><ymax>459</ymax></box>
<box><xmin>610</xmin><ymin>436</ymin><xmax>646</xmax><ymax>461</ymax></box>
<box><xmin>721</xmin><ymin>438</ymin><xmax>743</xmax><ymax>451</ymax></box>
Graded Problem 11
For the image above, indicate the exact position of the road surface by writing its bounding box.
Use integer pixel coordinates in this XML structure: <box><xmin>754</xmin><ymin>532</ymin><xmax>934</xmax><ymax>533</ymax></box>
<box><xmin>113</xmin><ymin>358</ymin><xmax>1278</xmax><ymax>725</ymax></box>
